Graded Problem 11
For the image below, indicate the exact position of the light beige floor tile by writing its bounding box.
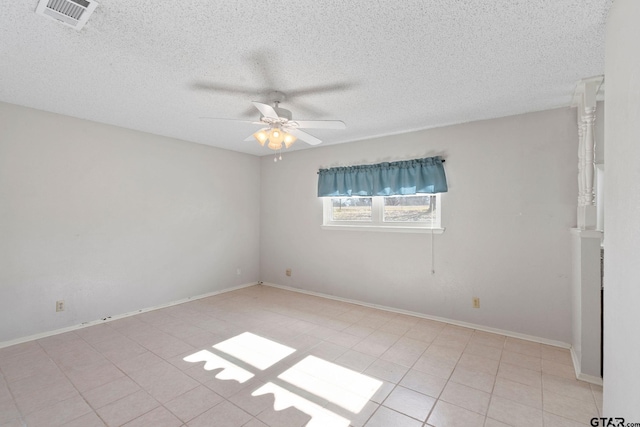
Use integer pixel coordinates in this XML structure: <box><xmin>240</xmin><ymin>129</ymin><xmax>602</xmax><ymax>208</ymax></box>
<box><xmin>541</xmin><ymin>346</ymin><xmax>573</xmax><ymax>366</ymax></box>
<box><xmin>166</xmin><ymin>385</ymin><xmax>224</xmax><ymax>422</ymax></box>
<box><xmin>403</xmin><ymin>327</ymin><xmax>438</xmax><ymax>344</ymax></box>
<box><xmin>326</xmin><ymin>331</ymin><xmax>365</xmax><ymax>348</ymax></box>
<box><xmin>96</xmin><ymin>389</ymin><xmax>160</xmax><ymax>427</ymax></box>
<box><xmin>484</xmin><ymin>418</ymin><xmax>511</xmax><ymax>427</ymax></box>
<box><xmin>335</xmin><ymin>350</ymin><xmax>377</xmax><ymax>372</ymax></box>
<box><xmin>497</xmin><ymin>362</ymin><xmax>542</xmax><ymax>389</ymax></box>
<box><xmin>423</xmin><ymin>344</ymin><xmax>464</xmax><ymax>363</ymax></box>
<box><xmin>364</xmin><ymin>359</ymin><xmax>409</xmax><ymax>383</ymax></box>
<box><xmin>365</xmin><ymin>406</ymin><xmax>422</xmax><ymax>427</ymax></box>
<box><xmin>13</xmin><ymin>378</ymin><xmax>78</xmax><ymax>415</ymax></box>
<box><xmin>343</xmin><ymin>324</ymin><xmax>376</xmax><ymax>338</ymax></box>
<box><xmin>0</xmin><ymin>398</ymin><xmax>21</xmax><ymax>425</ymax></box>
<box><xmin>64</xmin><ymin>411</ymin><xmax>107</xmax><ymax>427</ymax></box>
<box><xmin>487</xmin><ymin>395</ymin><xmax>543</xmax><ymax>427</ymax></box>
<box><xmin>243</xmin><ymin>418</ymin><xmax>269</xmax><ymax>427</ymax></box>
<box><xmin>382</xmin><ymin>386</ymin><xmax>435</xmax><ymax>422</ymax></box>
<box><xmin>413</xmin><ymin>354</ymin><xmax>457</xmax><ymax>379</ymax></box>
<box><xmin>370</xmin><ymin>380</ymin><xmax>395</xmax><ymax>404</ymax></box>
<box><xmin>379</xmin><ymin>344</ymin><xmax>425</xmax><ymax>368</ymax></box>
<box><xmin>449</xmin><ymin>366</ymin><xmax>496</xmax><ymax>393</ymax></box>
<box><xmin>428</xmin><ymin>400</ymin><xmax>485</xmax><ymax>427</ymax></box>
<box><xmin>0</xmin><ymin>286</ymin><xmax>603</xmax><ymax>427</ymax></box>
<box><xmin>307</xmin><ymin>341</ymin><xmax>349</xmax><ymax>361</ymax></box>
<box><xmin>440</xmin><ymin>381</ymin><xmax>491</xmax><ymax>415</ymax></box>
<box><xmin>501</xmin><ymin>350</ymin><xmax>541</xmax><ymax>372</ymax></box>
<box><xmin>504</xmin><ymin>338</ymin><xmax>541</xmax><ymax>357</ymax></box>
<box><xmin>464</xmin><ymin>343</ymin><xmax>503</xmax><ymax>361</ymax></box>
<box><xmin>343</xmin><ymin>400</ymin><xmax>378</xmax><ymax>427</ymax></box>
<box><xmin>543</xmin><ymin>390</ymin><xmax>599</xmax><ymax>424</ymax></box>
<box><xmin>82</xmin><ymin>376</ymin><xmax>141</xmax><ymax>410</ymax></box>
<box><xmin>493</xmin><ymin>377</ymin><xmax>542</xmax><ymax>409</ymax></box>
<box><xmin>65</xmin><ymin>362</ymin><xmax>125</xmax><ymax>392</ymax></box>
<box><xmin>457</xmin><ymin>353</ymin><xmax>500</xmax><ymax>376</ymax></box>
<box><xmin>122</xmin><ymin>406</ymin><xmax>182</xmax><ymax>427</ymax></box>
<box><xmin>255</xmin><ymin>404</ymin><xmax>311</xmax><ymax>427</ymax></box>
<box><xmin>469</xmin><ymin>332</ymin><xmax>506</xmax><ymax>349</ymax></box>
<box><xmin>541</xmin><ymin>359</ymin><xmax>576</xmax><ymax>380</ymax></box>
<box><xmin>542</xmin><ymin>374</ymin><xmax>594</xmax><ymax>403</ymax></box>
<box><xmin>128</xmin><ymin>361</ymin><xmax>200</xmax><ymax>404</ymax></box>
<box><xmin>23</xmin><ymin>395</ymin><xmax>92</xmax><ymax>427</ymax></box>
<box><xmin>543</xmin><ymin>411</ymin><xmax>590</xmax><ymax>427</ymax></box>
<box><xmin>399</xmin><ymin>369</ymin><xmax>447</xmax><ymax>398</ymax></box>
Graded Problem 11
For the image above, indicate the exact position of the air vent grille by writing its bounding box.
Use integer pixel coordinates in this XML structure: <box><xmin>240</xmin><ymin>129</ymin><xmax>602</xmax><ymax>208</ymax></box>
<box><xmin>35</xmin><ymin>0</ymin><xmax>98</xmax><ymax>31</ymax></box>
<box><xmin>47</xmin><ymin>0</ymin><xmax>85</xmax><ymax>20</ymax></box>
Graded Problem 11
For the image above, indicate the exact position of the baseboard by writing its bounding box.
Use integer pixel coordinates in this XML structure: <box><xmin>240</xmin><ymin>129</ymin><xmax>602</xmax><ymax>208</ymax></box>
<box><xmin>261</xmin><ymin>282</ymin><xmax>571</xmax><ymax>349</ymax></box>
<box><xmin>570</xmin><ymin>346</ymin><xmax>603</xmax><ymax>386</ymax></box>
<box><xmin>0</xmin><ymin>282</ymin><xmax>258</xmax><ymax>350</ymax></box>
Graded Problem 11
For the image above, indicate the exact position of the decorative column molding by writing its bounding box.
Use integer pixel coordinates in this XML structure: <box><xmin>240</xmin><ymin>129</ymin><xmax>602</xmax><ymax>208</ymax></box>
<box><xmin>571</xmin><ymin>76</ymin><xmax>603</xmax><ymax>229</ymax></box>
<box><xmin>583</xmin><ymin>107</ymin><xmax>597</xmax><ymax>206</ymax></box>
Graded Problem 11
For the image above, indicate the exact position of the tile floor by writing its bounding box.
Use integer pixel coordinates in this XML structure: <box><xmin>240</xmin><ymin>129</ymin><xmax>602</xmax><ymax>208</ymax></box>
<box><xmin>0</xmin><ymin>285</ymin><xmax>602</xmax><ymax>427</ymax></box>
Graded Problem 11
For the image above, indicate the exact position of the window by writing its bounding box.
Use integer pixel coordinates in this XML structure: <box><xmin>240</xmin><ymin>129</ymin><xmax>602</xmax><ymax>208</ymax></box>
<box><xmin>322</xmin><ymin>194</ymin><xmax>443</xmax><ymax>233</ymax></box>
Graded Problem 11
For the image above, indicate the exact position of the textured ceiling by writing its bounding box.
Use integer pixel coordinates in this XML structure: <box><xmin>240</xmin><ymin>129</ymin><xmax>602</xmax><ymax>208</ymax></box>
<box><xmin>0</xmin><ymin>0</ymin><xmax>612</xmax><ymax>156</ymax></box>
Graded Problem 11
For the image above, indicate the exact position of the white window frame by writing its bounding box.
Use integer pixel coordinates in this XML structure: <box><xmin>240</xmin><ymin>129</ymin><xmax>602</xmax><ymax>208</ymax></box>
<box><xmin>322</xmin><ymin>194</ymin><xmax>445</xmax><ymax>234</ymax></box>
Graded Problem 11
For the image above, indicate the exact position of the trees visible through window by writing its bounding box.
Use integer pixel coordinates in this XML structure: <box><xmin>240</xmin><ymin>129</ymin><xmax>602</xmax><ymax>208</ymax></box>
<box><xmin>323</xmin><ymin>194</ymin><xmax>441</xmax><ymax>231</ymax></box>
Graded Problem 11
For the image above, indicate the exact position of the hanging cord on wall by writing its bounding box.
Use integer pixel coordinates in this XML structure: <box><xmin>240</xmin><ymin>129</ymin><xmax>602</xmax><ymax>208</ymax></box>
<box><xmin>430</xmin><ymin>228</ymin><xmax>436</xmax><ymax>274</ymax></box>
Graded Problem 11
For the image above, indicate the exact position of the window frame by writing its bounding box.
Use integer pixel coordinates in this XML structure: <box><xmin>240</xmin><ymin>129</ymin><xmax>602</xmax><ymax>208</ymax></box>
<box><xmin>321</xmin><ymin>194</ymin><xmax>445</xmax><ymax>234</ymax></box>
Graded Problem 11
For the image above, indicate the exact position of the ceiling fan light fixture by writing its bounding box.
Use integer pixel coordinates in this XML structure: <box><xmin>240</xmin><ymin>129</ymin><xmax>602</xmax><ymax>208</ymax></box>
<box><xmin>267</xmin><ymin>140</ymin><xmax>282</xmax><ymax>150</ymax></box>
<box><xmin>268</xmin><ymin>128</ymin><xmax>285</xmax><ymax>145</ymax></box>
<box><xmin>253</xmin><ymin>130</ymin><xmax>269</xmax><ymax>146</ymax></box>
<box><xmin>283</xmin><ymin>133</ymin><xmax>297</xmax><ymax>148</ymax></box>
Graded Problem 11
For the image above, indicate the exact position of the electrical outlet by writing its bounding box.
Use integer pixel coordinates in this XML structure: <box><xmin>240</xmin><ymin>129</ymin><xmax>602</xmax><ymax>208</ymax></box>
<box><xmin>56</xmin><ymin>300</ymin><xmax>65</xmax><ymax>312</ymax></box>
<box><xmin>286</xmin><ymin>268</ymin><xmax>292</xmax><ymax>277</ymax></box>
<box><xmin>472</xmin><ymin>297</ymin><xmax>480</xmax><ymax>308</ymax></box>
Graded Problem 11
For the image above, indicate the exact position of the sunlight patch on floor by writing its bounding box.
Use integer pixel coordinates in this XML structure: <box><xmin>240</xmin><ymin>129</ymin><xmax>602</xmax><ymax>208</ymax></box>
<box><xmin>213</xmin><ymin>331</ymin><xmax>296</xmax><ymax>370</ymax></box>
<box><xmin>183</xmin><ymin>349</ymin><xmax>254</xmax><ymax>382</ymax></box>
<box><xmin>253</xmin><ymin>382</ymin><xmax>350</xmax><ymax>427</ymax></box>
<box><xmin>278</xmin><ymin>355</ymin><xmax>382</xmax><ymax>413</ymax></box>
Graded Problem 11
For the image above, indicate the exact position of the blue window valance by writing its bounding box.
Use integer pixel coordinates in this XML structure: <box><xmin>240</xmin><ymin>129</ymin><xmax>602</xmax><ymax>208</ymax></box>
<box><xmin>317</xmin><ymin>156</ymin><xmax>447</xmax><ymax>197</ymax></box>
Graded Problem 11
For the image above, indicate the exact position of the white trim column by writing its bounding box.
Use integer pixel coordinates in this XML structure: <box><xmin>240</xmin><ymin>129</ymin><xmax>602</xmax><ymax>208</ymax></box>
<box><xmin>572</xmin><ymin>76</ymin><xmax>603</xmax><ymax>229</ymax></box>
<box><xmin>570</xmin><ymin>76</ymin><xmax>604</xmax><ymax>383</ymax></box>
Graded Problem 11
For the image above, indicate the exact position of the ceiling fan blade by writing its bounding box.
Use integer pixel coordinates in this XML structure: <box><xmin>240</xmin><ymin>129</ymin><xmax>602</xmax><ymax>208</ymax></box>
<box><xmin>285</xmin><ymin>99</ymin><xmax>327</xmax><ymax>117</ymax></box>
<box><xmin>286</xmin><ymin>82</ymin><xmax>357</xmax><ymax>98</ymax></box>
<box><xmin>199</xmin><ymin>117</ymin><xmax>263</xmax><ymax>125</ymax></box>
<box><xmin>287</xmin><ymin>128</ymin><xmax>322</xmax><ymax>146</ymax></box>
<box><xmin>191</xmin><ymin>82</ymin><xmax>259</xmax><ymax>96</ymax></box>
<box><xmin>240</xmin><ymin>105</ymin><xmax>259</xmax><ymax>118</ymax></box>
<box><xmin>252</xmin><ymin>101</ymin><xmax>279</xmax><ymax>119</ymax></box>
<box><xmin>290</xmin><ymin>120</ymin><xmax>346</xmax><ymax>130</ymax></box>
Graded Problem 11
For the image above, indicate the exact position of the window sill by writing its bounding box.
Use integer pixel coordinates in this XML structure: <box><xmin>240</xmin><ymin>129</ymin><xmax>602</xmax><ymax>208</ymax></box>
<box><xmin>321</xmin><ymin>225</ymin><xmax>446</xmax><ymax>234</ymax></box>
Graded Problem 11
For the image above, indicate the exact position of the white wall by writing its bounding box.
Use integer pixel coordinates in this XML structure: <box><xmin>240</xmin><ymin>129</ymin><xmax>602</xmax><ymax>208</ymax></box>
<box><xmin>0</xmin><ymin>102</ymin><xmax>261</xmax><ymax>343</ymax></box>
<box><xmin>260</xmin><ymin>108</ymin><xmax>577</xmax><ymax>343</ymax></box>
<box><xmin>603</xmin><ymin>0</ymin><xmax>640</xmax><ymax>417</ymax></box>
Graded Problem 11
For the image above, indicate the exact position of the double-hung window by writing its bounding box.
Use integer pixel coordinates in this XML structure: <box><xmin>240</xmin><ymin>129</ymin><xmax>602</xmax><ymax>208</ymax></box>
<box><xmin>322</xmin><ymin>194</ymin><xmax>442</xmax><ymax>232</ymax></box>
<box><xmin>318</xmin><ymin>156</ymin><xmax>447</xmax><ymax>233</ymax></box>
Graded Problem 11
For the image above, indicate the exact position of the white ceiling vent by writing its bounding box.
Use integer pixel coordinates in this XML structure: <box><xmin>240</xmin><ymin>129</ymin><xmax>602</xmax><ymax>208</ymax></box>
<box><xmin>35</xmin><ymin>0</ymin><xmax>98</xmax><ymax>31</ymax></box>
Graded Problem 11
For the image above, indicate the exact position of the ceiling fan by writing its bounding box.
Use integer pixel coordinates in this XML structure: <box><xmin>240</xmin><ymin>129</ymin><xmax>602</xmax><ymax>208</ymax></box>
<box><xmin>201</xmin><ymin>91</ymin><xmax>346</xmax><ymax>155</ymax></box>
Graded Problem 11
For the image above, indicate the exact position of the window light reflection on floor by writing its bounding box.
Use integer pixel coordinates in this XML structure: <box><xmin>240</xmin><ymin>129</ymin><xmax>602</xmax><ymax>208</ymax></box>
<box><xmin>253</xmin><ymin>382</ymin><xmax>350</xmax><ymax>427</ymax></box>
<box><xmin>213</xmin><ymin>331</ymin><xmax>296</xmax><ymax>370</ymax></box>
<box><xmin>278</xmin><ymin>355</ymin><xmax>382</xmax><ymax>413</ymax></box>
<box><xmin>184</xmin><ymin>332</ymin><xmax>381</xmax><ymax>427</ymax></box>
<box><xmin>183</xmin><ymin>349</ymin><xmax>254</xmax><ymax>383</ymax></box>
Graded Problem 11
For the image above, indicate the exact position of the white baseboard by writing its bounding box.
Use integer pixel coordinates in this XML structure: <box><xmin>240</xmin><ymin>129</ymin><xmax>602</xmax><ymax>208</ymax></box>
<box><xmin>0</xmin><ymin>282</ymin><xmax>258</xmax><ymax>350</ymax></box>
<box><xmin>570</xmin><ymin>347</ymin><xmax>603</xmax><ymax>386</ymax></box>
<box><xmin>261</xmin><ymin>282</ymin><xmax>571</xmax><ymax>349</ymax></box>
